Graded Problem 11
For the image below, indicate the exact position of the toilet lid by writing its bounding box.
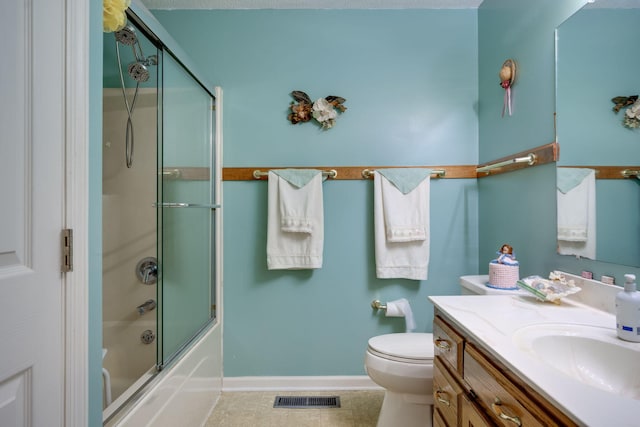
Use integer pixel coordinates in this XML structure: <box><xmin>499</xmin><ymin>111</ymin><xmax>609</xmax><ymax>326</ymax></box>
<box><xmin>367</xmin><ymin>333</ymin><xmax>434</xmax><ymax>362</ymax></box>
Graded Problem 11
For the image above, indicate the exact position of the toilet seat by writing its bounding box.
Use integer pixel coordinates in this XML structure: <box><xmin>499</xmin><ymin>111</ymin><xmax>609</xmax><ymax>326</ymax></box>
<box><xmin>367</xmin><ymin>333</ymin><xmax>434</xmax><ymax>364</ymax></box>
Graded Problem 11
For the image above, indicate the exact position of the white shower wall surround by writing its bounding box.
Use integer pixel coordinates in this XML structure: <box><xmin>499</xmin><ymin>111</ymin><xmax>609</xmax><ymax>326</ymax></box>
<box><xmin>102</xmin><ymin>88</ymin><xmax>158</xmax><ymax>409</ymax></box>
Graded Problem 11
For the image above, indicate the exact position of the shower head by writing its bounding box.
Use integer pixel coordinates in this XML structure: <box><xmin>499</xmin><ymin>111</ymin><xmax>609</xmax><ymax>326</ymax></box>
<box><xmin>115</xmin><ymin>24</ymin><xmax>138</xmax><ymax>46</ymax></box>
<box><xmin>127</xmin><ymin>62</ymin><xmax>150</xmax><ymax>82</ymax></box>
<box><xmin>126</xmin><ymin>54</ymin><xmax>157</xmax><ymax>82</ymax></box>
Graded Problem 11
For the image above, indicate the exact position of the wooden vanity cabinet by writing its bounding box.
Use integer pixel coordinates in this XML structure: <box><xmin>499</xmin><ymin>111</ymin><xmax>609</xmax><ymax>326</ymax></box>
<box><xmin>460</xmin><ymin>394</ymin><xmax>495</xmax><ymax>427</ymax></box>
<box><xmin>434</xmin><ymin>406</ymin><xmax>449</xmax><ymax>427</ymax></box>
<box><xmin>432</xmin><ymin>311</ymin><xmax>577</xmax><ymax>427</ymax></box>
<box><xmin>433</xmin><ymin>315</ymin><xmax>464</xmax><ymax>374</ymax></box>
<box><xmin>433</xmin><ymin>357</ymin><xmax>463</xmax><ymax>426</ymax></box>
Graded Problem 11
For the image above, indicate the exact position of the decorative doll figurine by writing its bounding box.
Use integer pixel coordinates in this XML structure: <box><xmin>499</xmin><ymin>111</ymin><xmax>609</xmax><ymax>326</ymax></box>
<box><xmin>496</xmin><ymin>244</ymin><xmax>518</xmax><ymax>266</ymax></box>
<box><xmin>488</xmin><ymin>243</ymin><xmax>520</xmax><ymax>289</ymax></box>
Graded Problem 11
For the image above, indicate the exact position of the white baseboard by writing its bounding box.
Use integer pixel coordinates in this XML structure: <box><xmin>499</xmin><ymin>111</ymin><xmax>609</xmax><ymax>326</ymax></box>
<box><xmin>222</xmin><ymin>376</ymin><xmax>382</xmax><ymax>392</ymax></box>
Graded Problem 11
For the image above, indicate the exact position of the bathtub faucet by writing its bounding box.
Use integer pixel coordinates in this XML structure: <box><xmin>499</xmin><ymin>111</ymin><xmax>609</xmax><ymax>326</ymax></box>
<box><xmin>136</xmin><ymin>257</ymin><xmax>158</xmax><ymax>285</ymax></box>
<box><xmin>136</xmin><ymin>299</ymin><xmax>156</xmax><ymax>315</ymax></box>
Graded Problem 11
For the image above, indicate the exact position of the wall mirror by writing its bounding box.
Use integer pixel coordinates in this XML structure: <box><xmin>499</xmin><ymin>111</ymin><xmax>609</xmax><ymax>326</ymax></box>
<box><xmin>556</xmin><ymin>0</ymin><xmax>640</xmax><ymax>267</ymax></box>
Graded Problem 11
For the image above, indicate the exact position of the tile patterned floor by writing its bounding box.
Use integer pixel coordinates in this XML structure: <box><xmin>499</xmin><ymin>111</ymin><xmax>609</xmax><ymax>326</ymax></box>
<box><xmin>204</xmin><ymin>390</ymin><xmax>384</xmax><ymax>427</ymax></box>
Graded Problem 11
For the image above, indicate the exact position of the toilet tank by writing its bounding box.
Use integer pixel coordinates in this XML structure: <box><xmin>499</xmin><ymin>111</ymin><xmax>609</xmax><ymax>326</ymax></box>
<box><xmin>459</xmin><ymin>275</ymin><xmax>526</xmax><ymax>295</ymax></box>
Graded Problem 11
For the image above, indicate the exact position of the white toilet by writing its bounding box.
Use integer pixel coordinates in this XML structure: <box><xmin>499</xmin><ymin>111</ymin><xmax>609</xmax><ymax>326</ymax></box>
<box><xmin>365</xmin><ymin>332</ymin><xmax>435</xmax><ymax>427</ymax></box>
<box><xmin>365</xmin><ymin>275</ymin><xmax>524</xmax><ymax>427</ymax></box>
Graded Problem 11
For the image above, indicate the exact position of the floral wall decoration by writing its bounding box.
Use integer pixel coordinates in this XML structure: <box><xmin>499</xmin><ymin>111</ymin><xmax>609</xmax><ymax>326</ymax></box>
<box><xmin>288</xmin><ymin>91</ymin><xmax>347</xmax><ymax>130</ymax></box>
<box><xmin>612</xmin><ymin>95</ymin><xmax>640</xmax><ymax>129</ymax></box>
<box><xmin>103</xmin><ymin>0</ymin><xmax>131</xmax><ymax>33</ymax></box>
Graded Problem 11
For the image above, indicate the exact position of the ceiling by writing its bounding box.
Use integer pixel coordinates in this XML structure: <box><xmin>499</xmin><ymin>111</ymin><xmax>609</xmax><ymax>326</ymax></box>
<box><xmin>140</xmin><ymin>0</ymin><xmax>484</xmax><ymax>9</ymax></box>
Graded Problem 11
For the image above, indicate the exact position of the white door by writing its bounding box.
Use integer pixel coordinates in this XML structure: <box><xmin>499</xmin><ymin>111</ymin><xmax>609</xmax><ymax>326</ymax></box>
<box><xmin>0</xmin><ymin>0</ymin><xmax>66</xmax><ymax>425</ymax></box>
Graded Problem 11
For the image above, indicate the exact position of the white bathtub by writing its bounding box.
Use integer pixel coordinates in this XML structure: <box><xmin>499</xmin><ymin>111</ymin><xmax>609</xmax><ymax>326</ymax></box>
<box><xmin>105</xmin><ymin>322</ymin><xmax>222</xmax><ymax>426</ymax></box>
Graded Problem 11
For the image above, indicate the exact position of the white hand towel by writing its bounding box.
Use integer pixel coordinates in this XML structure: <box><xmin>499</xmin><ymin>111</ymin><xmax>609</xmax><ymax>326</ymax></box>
<box><xmin>267</xmin><ymin>171</ymin><xmax>324</xmax><ymax>269</ymax></box>
<box><xmin>374</xmin><ymin>171</ymin><xmax>430</xmax><ymax>280</ymax></box>
<box><xmin>557</xmin><ymin>169</ymin><xmax>596</xmax><ymax>259</ymax></box>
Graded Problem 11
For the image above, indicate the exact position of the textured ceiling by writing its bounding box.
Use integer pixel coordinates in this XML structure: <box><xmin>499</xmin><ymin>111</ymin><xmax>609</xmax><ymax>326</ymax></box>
<box><xmin>140</xmin><ymin>0</ymin><xmax>484</xmax><ymax>9</ymax></box>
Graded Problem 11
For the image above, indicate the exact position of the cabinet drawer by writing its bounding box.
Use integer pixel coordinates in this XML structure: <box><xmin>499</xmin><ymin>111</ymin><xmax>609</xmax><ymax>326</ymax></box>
<box><xmin>434</xmin><ymin>356</ymin><xmax>463</xmax><ymax>427</ymax></box>
<box><xmin>461</xmin><ymin>393</ymin><xmax>496</xmax><ymax>427</ymax></box>
<box><xmin>433</xmin><ymin>315</ymin><xmax>464</xmax><ymax>374</ymax></box>
<box><xmin>433</xmin><ymin>406</ymin><xmax>448</xmax><ymax>427</ymax></box>
<box><xmin>464</xmin><ymin>344</ymin><xmax>557</xmax><ymax>427</ymax></box>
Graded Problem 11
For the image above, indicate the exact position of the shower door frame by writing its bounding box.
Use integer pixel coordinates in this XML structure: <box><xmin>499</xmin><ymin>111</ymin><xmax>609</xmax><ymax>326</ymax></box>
<box><xmin>100</xmin><ymin>9</ymin><xmax>221</xmax><ymax>423</ymax></box>
<box><xmin>63</xmin><ymin>1</ymin><xmax>223</xmax><ymax>424</ymax></box>
<box><xmin>156</xmin><ymin>78</ymin><xmax>218</xmax><ymax>371</ymax></box>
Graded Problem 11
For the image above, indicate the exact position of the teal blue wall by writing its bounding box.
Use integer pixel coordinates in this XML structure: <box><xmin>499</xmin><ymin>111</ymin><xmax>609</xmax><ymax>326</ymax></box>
<box><xmin>477</xmin><ymin>0</ymin><xmax>585</xmax><ymax>278</ymax></box>
<box><xmin>154</xmin><ymin>9</ymin><xmax>479</xmax><ymax>376</ymax></box>
<box><xmin>557</xmin><ymin>9</ymin><xmax>640</xmax><ymax>267</ymax></box>
<box><xmin>477</xmin><ymin>0</ymin><xmax>640</xmax><ymax>286</ymax></box>
<box><xmin>478</xmin><ymin>0</ymin><xmax>585</xmax><ymax>163</ymax></box>
<box><xmin>557</xmin><ymin>9</ymin><xmax>640</xmax><ymax>165</ymax></box>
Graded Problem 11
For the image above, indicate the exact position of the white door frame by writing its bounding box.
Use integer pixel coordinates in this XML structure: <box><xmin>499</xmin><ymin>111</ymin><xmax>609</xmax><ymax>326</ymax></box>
<box><xmin>64</xmin><ymin>0</ymin><xmax>90</xmax><ymax>425</ymax></box>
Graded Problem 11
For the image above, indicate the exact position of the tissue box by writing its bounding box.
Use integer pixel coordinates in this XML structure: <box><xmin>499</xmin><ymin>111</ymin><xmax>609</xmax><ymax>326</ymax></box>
<box><xmin>488</xmin><ymin>263</ymin><xmax>519</xmax><ymax>289</ymax></box>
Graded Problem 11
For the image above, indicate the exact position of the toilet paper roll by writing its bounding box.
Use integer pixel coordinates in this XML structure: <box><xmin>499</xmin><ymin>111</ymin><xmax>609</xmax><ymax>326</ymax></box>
<box><xmin>385</xmin><ymin>300</ymin><xmax>404</xmax><ymax>317</ymax></box>
<box><xmin>385</xmin><ymin>298</ymin><xmax>416</xmax><ymax>332</ymax></box>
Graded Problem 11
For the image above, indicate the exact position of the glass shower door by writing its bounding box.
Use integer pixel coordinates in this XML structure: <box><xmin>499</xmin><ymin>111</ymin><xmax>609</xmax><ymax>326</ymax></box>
<box><xmin>157</xmin><ymin>51</ymin><xmax>216</xmax><ymax>368</ymax></box>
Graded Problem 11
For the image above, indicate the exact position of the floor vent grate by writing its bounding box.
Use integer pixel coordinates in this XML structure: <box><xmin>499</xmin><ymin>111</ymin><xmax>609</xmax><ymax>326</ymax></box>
<box><xmin>273</xmin><ymin>396</ymin><xmax>341</xmax><ymax>409</ymax></box>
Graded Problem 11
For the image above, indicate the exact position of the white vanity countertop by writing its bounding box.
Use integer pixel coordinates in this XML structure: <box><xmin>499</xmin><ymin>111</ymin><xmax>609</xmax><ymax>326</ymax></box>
<box><xmin>429</xmin><ymin>294</ymin><xmax>640</xmax><ymax>427</ymax></box>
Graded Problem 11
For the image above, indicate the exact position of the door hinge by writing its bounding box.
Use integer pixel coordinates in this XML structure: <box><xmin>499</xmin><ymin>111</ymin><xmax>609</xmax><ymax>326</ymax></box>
<box><xmin>62</xmin><ymin>229</ymin><xmax>73</xmax><ymax>273</ymax></box>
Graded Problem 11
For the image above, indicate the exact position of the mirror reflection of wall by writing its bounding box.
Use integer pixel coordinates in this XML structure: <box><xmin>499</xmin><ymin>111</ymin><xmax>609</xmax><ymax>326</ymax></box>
<box><xmin>556</xmin><ymin>0</ymin><xmax>640</xmax><ymax>267</ymax></box>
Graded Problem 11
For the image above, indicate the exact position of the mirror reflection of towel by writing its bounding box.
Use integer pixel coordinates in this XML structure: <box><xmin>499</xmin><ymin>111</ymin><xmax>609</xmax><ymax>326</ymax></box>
<box><xmin>557</xmin><ymin>167</ymin><xmax>592</xmax><ymax>194</ymax></box>
<box><xmin>557</xmin><ymin>168</ymin><xmax>596</xmax><ymax>259</ymax></box>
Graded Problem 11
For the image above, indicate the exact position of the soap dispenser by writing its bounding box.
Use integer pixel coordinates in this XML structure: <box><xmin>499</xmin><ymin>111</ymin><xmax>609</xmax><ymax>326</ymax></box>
<box><xmin>615</xmin><ymin>274</ymin><xmax>640</xmax><ymax>342</ymax></box>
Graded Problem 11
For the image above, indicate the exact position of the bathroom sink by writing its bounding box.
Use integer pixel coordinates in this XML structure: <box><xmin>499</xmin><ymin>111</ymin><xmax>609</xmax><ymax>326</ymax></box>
<box><xmin>512</xmin><ymin>323</ymin><xmax>640</xmax><ymax>400</ymax></box>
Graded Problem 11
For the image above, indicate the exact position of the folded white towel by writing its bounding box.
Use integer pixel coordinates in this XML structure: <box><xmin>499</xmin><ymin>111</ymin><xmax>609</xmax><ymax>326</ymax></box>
<box><xmin>557</xmin><ymin>169</ymin><xmax>596</xmax><ymax>259</ymax></box>
<box><xmin>374</xmin><ymin>171</ymin><xmax>430</xmax><ymax>280</ymax></box>
<box><xmin>267</xmin><ymin>171</ymin><xmax>324</xmax><ymax>269</ymax></box>
<box><xmin>275</xmin><ymin>170</ymin><xmax>322</xmax><ymax>234</ymax></box>
<box><xmin>377</xmin><ymin>168</ymin><xmax>431</xmax><ymax>242</ymax></box>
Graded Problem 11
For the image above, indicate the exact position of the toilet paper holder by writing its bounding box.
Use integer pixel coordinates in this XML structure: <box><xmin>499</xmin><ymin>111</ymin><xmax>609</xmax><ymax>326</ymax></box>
<box><xmin>371</xmin><ymin>299</ymin><xmax>387</xmax><ymax>311</ymax></box>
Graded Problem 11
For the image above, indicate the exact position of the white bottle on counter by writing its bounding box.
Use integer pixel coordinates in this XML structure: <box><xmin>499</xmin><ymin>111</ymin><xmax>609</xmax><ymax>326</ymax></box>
<box><xmin>615</xmin><ymin>274</ymin><xmax>640</xmax><ymax>342</ymax></box>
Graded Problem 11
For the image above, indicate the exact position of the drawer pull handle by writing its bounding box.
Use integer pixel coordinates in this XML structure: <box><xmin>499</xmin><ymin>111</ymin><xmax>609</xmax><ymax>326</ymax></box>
<box><xmin>435</xmin><ymin>389</ymin><xmax>451</xmax><ymax>406</ymax></box>
<box><xmin>491</xmin><ymin>398</ymin><xmax>522</xmax><ymax>426</ymax></box>
<box><xmin>434</xmin><ymin>338</ymin><xmax>452</xmax><ymax>351</ymax></box>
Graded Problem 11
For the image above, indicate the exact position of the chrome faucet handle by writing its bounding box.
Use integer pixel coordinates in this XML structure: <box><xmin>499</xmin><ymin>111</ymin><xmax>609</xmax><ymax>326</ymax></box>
<box><xmin>142</xmin><ymin>264</ymin><xmax>158</xmax><ymax>284</ymax></box>
<box><xmin>136</xmin><ymin>257</ymin><xmax>158</xmax><ymax>285</ymax></box>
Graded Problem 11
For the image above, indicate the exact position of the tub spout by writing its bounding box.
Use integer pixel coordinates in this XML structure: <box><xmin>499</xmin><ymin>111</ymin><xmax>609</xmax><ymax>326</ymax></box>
<box><xmin>137</xmin><ymin>299</ymin><xmax>156</xmax><ymax>315</ymax></box>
